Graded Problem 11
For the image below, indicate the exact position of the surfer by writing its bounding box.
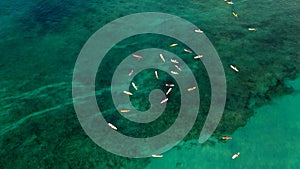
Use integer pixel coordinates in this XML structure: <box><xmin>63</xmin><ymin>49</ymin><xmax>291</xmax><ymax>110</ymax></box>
<box><xmin>152</xmin><ymin>154</ymin><xmax>163</xmax><ymax>158</ymax></box>
<box><xmin>160</xmin><ymin>98</ymin><xmax>168</xmax><ymax>104</ymax></box>
<box><xmin>160</xmin><ymin>54</ymin><xmax>165</xmax><ymax>62</ymax></box>
<box><xmin>175</xmin><ymin>65</ymin><xmax>182</xmax><ymax>71</ymax></box>
<box><xmin>166</xmin><ymin>88</ymin><xmax>172</xmax><ymax>95</ymax></box>
<box><xmin>230</xmin><ymin>65</ymin><xmax>239</xmax><ymax>72</ymax></box>
<box><xmin>224</xmin><ymin>0</ymin><xmax>234</xmax><ymax>5</ymax></box>
<box><xmin>129</xmin><ymin>69</ymin><xmax>134</xmax><ymax>76</ymax></box>
<box><xmin>108</xmin><ymin>123</ymin><xmax>117</xmax><ymax>130</ymax></box>
<box><xmin>221</xmin><ymin>136</ymin><xmax>232</xmax><ymax>140</ymax></box>
<box><xmin>132</xmin><ymin>53</ymin><xmax>143</xmax><ymax>60</ymax></box>
<box><xmin>166</xmin><ymin>84</ymin><xmax>175</xmax><ymax>87</ymax></box>
<box><xmin>187</xmin><ymin>86</ymin><xmax>196</xmax><ymax>92</ymax></box>
<box><xmin>248</xmin><ymin>28</ymin><xmax>257</xmax><ymax>31</ymax></box>
<box><xmin>131</xmin><ymin>82</ymin><xmax>138</xmax><ymax>90</ymax></box>
<box><xmin>155</xmin><ymin>71</ymin><xmax>159</xmax><ymax>79</ymax></box>
<box><xmin>232</xmin><ymin>152</ymin><xmax>240</xmax><ymax>160</ymax></box>
<box><xmin>170</xmin><ymin>43</ymin><xmax>178</xmax><ymax>47</ymax></box>
<box><xmin>171</xmin><ymin>59</ymin><xmax>179</xmax><ymax>64</ymax></box>
<box><xmin>120</xmin><ymin>109</ymin><xmax>130</xmax><ymax>113</ymax></box>
<box><xmin>195</xmin><ymin>29</ymin><xmax>203</xmax><ymax>33</ymax></box>
<box><xmin>123</xmin><ymin>91</ymin><xmax>133</xmax><ymax>96</ymax></box>
<box><xmin>232</xmin><ymin>12</ymin><xmax>238</xmax><ymax>18</ymax></box>
<box><xmin>194</xmin><ymin>55</ymin><xmax>203</xmax><ymax>59</ymax></box>
<box><xmin>184</xmin><ymin>49</ymin><xmax>192</xmax><ymax>53</ymax></box>
<box><xmin>171</xmin><ymin>71</ymin><xmax>179</xmax><ymax>75</ymax></box>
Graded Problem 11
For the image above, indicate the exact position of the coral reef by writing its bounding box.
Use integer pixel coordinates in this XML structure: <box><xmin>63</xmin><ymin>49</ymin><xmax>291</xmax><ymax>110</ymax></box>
<box><xmin>0</xmin><ymin>0</ymin><xmax>299</xmax><ymax>168</ymax></box>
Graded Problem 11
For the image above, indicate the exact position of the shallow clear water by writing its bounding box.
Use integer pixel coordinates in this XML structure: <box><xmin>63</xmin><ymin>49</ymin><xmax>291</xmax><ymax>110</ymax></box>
<box><xmin>146</xmin><ymin>77</ymin><xmax>300</xmax><ymax>169</ymax></box>
<box><xmin>0</xmin><ymin>0</ymin><xmax>299</xmax><ymax>168</ymax></box>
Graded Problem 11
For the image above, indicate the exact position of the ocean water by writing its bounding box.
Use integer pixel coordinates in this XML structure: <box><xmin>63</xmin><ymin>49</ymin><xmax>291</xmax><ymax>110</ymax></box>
<box><xmin>0</xmin><ymin>0</ymin><xmax>299</xmax><ymax>168</ymax></box>
<box><xmin>146</xmin><ymin>77</ymin><xmax>300</xmax><ymax>169</ymax></box>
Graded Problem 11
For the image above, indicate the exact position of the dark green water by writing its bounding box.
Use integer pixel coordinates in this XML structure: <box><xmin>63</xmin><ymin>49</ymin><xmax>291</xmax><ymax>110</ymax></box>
<box><xmin>0</xmin><ymin>0</ymin><xmax>299</xmax><ymax>168</ymax></box>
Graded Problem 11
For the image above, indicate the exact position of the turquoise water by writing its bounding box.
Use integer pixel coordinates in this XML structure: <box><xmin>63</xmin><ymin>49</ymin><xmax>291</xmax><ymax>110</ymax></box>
<box><xmin>0</xmin><ymin>0</ymin><xmax>299</xmax><ymax>168</ymax></box>
<box><xmin>146</xmin><ymin>77</ymin><xmax>300</xmax><ymax>169</ymax></box>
